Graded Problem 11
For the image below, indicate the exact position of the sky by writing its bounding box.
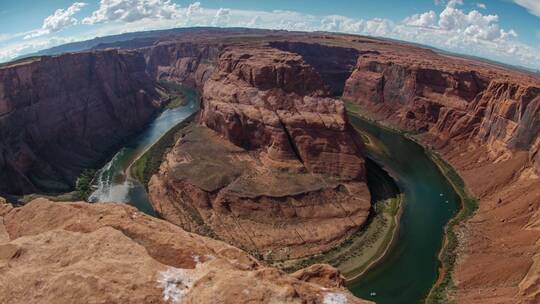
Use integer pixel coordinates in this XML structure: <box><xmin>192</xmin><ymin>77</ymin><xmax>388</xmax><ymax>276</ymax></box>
<box><xmin>0</xmin><ymin>0</ymin><xmax>539</xmax><ymax>70</ymax></box>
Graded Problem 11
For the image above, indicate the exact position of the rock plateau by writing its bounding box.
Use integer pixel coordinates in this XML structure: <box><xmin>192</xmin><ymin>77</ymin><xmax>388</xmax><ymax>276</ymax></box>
<box><xmin>148</xmin><ymin>42</ymin><xmax>371</xmax><ymax>260</ymax></box>
<box><xmin>0</xmin><ymin>198</ymin><xmax>371</xmax><ymax>304</ymax></box>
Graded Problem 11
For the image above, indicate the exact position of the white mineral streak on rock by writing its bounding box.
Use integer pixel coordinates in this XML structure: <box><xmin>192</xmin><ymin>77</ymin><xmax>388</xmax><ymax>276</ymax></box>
<box><xmin>157</xmin><ymin>267</ymin><xmax>196</xmax><ymax>304</ymax></box>
<box><xmin>324</xmin><ymin>292</ymin><xmax>348</xmax><ymax>304</ymax></box>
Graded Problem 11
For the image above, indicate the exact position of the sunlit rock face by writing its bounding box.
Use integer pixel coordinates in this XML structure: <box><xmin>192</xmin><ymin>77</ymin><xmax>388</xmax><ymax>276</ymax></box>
<box><xmin>0</xmin><ymin>199</ymin><xmax>371</xmax><ymax>304</ymax></box>
<box><xmin>343</xmin><ymin>48</ymin><xmax>540</xmax><ymax>173</ymax></box>
<box><xmin>144</xmin><ymin>41</ymin><xmax>221</xmax><ymax>88</ymax></box>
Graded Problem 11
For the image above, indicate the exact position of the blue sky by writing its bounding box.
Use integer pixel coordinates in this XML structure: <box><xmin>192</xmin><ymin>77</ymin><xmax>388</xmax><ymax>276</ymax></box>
<box><xmin>0</xmin><ymin>0</ymin><xmax>539</xmax><ymax>69</ymax></box>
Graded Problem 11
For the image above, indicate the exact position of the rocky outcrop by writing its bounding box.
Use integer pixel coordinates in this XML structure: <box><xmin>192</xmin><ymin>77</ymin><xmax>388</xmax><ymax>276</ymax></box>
<box><xmin>343</xmin><ymin>44</ymin><xmax>540</xmax><ymax>303</ymax></box>
<box><xmin>0</xmin><ymin>50</ymin><xmax>161</xmax><ymax>195</ymax></box>
<box><xmin>519</xmin><ymin>250</ymin><xmax>540</xmax><ymax>304</ymax></box>
<box><xmin>202</xmin><ymin>46</ymin><xmax>366</xmax><ymax>179</ymax></box>
<box><xmin>292</xmin><ymin>264</ymin><xmax>347</xmax><ymax>288</ymax></box>
<box><xmin>0</xmin><ymin>199</ymin><xmax>371</xmax><ymax>304</ymax></box>
<box><xmin>269</xmin><ymin>41</ymin><xmax>359</xmax><ymax>95</ymax></box>
<box><xmin>145</xmin><ymin>42</ymin><xmax>220</xmax><ymax>89</ymax></box>
<box><xmin>149</xmin><ymin>125</ymin><xmax>370</xmax><ymax>260</ymax></box>
<box><xmin>343</xmin><ymin>50</ymin><xmax>540</xmax><ymax>173</ymax></box>
<box><xmin>0</xmin><ymin>197</ymin><xmax>11</xmax><ymax>244</ymax></box>
<box><xmin>149</xmin><ymin>45</ymin><xmax>371</xmax><ymax>260</ymax></box>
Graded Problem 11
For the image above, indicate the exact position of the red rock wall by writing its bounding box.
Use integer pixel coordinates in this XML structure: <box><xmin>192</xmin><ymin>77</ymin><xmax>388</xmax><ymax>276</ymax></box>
<box><xmin>344</xmin><ymin>53</ymin><xmax>540</xmax><ymax>172</ymax></box>
<box><xmin>144</xmin><ymin>42</ymin><xmax>220</xmax><ymax>89</ymax></box>
<box><xmin>147</xmin><ymin>43</ymin><xmax>371</xmax><ymax>259</ymax></box>
<box><xmin>201</xmin><ymin>46</ymin><xmax>366</xmax><ymax>180</ymax></box>
<box><xmin>269</xmin><ymin>41</ymin><xmax>359</xmax><ymax>96</ymax></box>
<box><xmin>0</xmin><ymin>50</ymin><xmax>160</xmax><ymax>194</ymax></box>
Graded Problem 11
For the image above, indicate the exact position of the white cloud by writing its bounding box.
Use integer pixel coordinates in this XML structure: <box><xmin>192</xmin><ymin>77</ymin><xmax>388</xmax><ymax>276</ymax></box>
<box><xmin>186</xmin><ymin>2</ymin><xmax>201</xmax><ymax>19</ymax></box>
<box><xmin>447</xmin><ymin>0</ymin><xmax>464</xmax><ymax>8</ymax></box>
<box><xmin>212</xmin><ymin>8</ymin><xmax>230</xmax><ymax>26</ymax></box>
<box><xmin>0</xmin><ymin>37</ymin><xmax>76</xmax><ymax>62</ymax></box>
<box><xmin>247</xmin><ymin>15</ymin><xmax>262</xmax><ymax>28</ymax></box>
<box><xmin>477</xmin><ymin>3</ymin><xmax>487</xmax><ymax>9</ymax></box>
<box><xmin>513</xmin><ymin>0</ymin><xmax>540</xmax><ymax>17</ymax></box>
<box><xmin>365</xmin><ymin>18</ymin><xmax>394</xmax><ymax>36</ymax></box>
<box><xmin>82</xmin><ymin>0</ymin><xmax>181</xmax><ymax>24</ymax></box>
<box><xmin>24</xmin><ymin>2</ymin><xmax>87</xmax><ymax>39</ymax></box>
<box><xmin>320</xmin><ymin>15</ymin><xmax>365</xmax><ymax>33</ymax></box>
<box><xmin>403</xmin><ymin>2</ymin><xmax>517</xmax><ymax>43</ymax></box>
<box><xmin>404</xmin><ymin>11</ymin><xmax>437</xmax><ymax>27</ymax></box>
<box><xmin>43</xmin><ymin>2</ymin><xmax>87</xmax><ymax>33</ymax></box>
<box><xmin>438</xmin><ymin>6</ymin><xmax>516</xmax><ymax>42</ymax></box>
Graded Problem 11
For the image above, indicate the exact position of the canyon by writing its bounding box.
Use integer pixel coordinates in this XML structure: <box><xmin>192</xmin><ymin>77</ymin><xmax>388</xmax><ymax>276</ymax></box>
<box><xmin>342</xmin><ymin>42</ymin><xmax>540</xmax><ymax>303</ymax></box>
<box><xmin>0</xmin><ymin>28</ymin><xmax>539</xmax><ymax>303</ymax></box>
<box><xmin>148</xmin><ymin>42</ymin><xmax>371</xmax><ymax>260</ymax></box>
<box><xmin>0</xmin><ymin>50</ymin><xmax>162</xmax><ymax>195</ymax></box>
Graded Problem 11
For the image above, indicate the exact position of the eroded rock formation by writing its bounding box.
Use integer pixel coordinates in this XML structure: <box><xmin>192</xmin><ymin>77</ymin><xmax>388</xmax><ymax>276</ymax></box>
<box><xmin>148</xmin><ymin>44</ymin><xmax>371</xmax><ymax>260</ymax></box>
<box><xmin>343</xmin><ymin>48</ymin><xmax>540</xmax><ymax>174</ymax></box>
<box><xmin>269</xmin><ymin>41</ymin><xmax>359</xmax><ymax>96</ymax></box>
<box><xmin>0</xmin><ymin>50</ymin><xmax>161</xmax><ymax>194</ymax></box>
<box><xmin>0</xmin><ymin>199</ymin><xmax>371</xmax><ymax>304</ymax></box>
<box><xmin>342</xmin><ymin>42</ymin><xmax>540</xmax><ymax>303</ymax></box>
<box><xmin>144</xmin><ymin>41</ymin><xmax>220</xmax><ymax>88</ymax></box>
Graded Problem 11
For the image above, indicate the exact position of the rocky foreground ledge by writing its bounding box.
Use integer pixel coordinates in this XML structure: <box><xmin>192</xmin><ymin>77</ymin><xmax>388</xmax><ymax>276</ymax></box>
<box><xmin>0</xmin><ymin>198</ymin><xmax>370</xmax><ymax>304</ymax></box>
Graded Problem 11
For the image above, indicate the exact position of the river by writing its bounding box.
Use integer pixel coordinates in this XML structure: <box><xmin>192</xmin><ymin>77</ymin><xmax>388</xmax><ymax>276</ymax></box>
<box><xmin>88</xmin><ymin>89</ymin><xmax>200</xmax><ymax>215</ymax></box>
<box><xmin>87</xmin><ymin>92</ymin><xmax>459</xmax><ymax>304</ymax></box>
<box><xmin>347</xmin><ymin>114</ymin><xmax>460</xmax><ymax>304</ymax></box>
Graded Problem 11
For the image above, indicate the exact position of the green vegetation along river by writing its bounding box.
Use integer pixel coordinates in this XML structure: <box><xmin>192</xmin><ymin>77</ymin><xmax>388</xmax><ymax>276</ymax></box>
<box><xmin>88</xmin><ymin>87</ymin><xmax>199</xmax><ymax>215</ymax></box>
<box><xmin>346</xmin><ymin>107</ymin><xmax>460</xmax><ymax>304</ymax></box>
<box><xmin>87</xmin><ymin>89</ymin><xmax>461</xmax><ymax>304</ymax></box>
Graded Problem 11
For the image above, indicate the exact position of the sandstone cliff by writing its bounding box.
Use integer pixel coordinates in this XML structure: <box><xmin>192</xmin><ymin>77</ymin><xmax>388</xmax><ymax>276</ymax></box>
<box><xmin>0</xmin><ymin>198</ymin><xmax>370</xmax><ymax>304</ymax></box>
<box><xmin>144</xmin><ymin>41</ymin><xmax>220</xmax><ymax>88</ymax></box>
<box><xmin>0</xmin><ymin>50</ymin><xmax>161</xmax><ymax>195</ymax></box>
<box><xmin>148</xmin><ymin>44</ymin><xmax>371</xmax><ymax>260</ymax></box>
<box><xmin>269</xmin><ymin>41</ymin><xmax>359</xmax><ymax>96</ymax></box>
<box><xmin>342</xmin><ymin>42</ymin><xmax>540</xmax><ymax>303</ymax></box>
<box><xmin>343</xmin><ymin>49</ymin><xmax>540</xmax><ymax>174</ymax></box>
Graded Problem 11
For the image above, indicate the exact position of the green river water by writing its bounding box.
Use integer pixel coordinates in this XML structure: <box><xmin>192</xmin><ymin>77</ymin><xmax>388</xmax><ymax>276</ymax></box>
<box><xmin>89</xmin><ymin>91</ymin><xmax>461</xmax><ymax>304</ymax></box>
<box><xmin>347</xmin><ymin>114</ymin><xmax>460</xmax><ymax>304</ymax></box>
<box><xmin>88</xmin><ymin>88</ymin><xmax>200</xmax><ymax>215</ymax></box>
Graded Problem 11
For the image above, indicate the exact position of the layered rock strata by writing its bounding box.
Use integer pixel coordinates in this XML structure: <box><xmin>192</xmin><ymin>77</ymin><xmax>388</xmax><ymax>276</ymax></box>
<box><xmin>343</xmin><ymin>49</ymin><xmax>540</xmax><ymax>174</ymax></box>
<box><xmin>144</xmin><ymin>41</ymin><xmax>220</xmax><ymax>88</ymax></box>
<box><xmin>0</xmin><ymin>50</ymin><xmax>161</xmax><ymax>195</ymax></box>
<box><xmin>149</xmin><ymin>45</ymin><xmax>371</xmax><ymax>260</ymax></box>
<box><xmin>342</xmin><ymin>44</ymin><xmax>540</xmax><ymax>303</ymax></box>
<box><xmin>0</xmin><ymin>199</ymin><xmax>371</xmax><ymax>304</ymax></box>
<box><xmin>269</xmin><ymin>41</ymin><xmax>360</xmax><ymax>95</ymax></box>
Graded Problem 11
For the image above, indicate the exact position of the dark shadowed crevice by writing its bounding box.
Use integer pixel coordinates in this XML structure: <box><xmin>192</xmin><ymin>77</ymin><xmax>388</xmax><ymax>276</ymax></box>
<box><xmin>269</xmin><ymin>41</ymin><xmax>360</xmax><ymax>96</ymax></box>
<box><xmin>276</xmin><ymin>113</ymin><xmax>305</xmax><ymax>166</ymax></box>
